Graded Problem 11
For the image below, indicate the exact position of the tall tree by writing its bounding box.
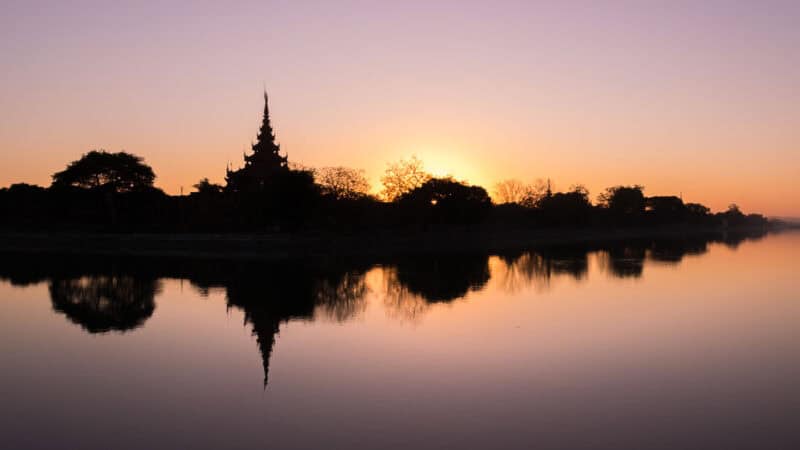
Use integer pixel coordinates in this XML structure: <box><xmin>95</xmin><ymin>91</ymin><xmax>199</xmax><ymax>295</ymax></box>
<box><xmin>315</xmin><ymin>167</ymin><xmax>371</xmax><ymax>200</ymax></box>
<box><xmin>51</xmin><ymin>150</ymin><xmax>155</xmax><ymax>192</ymax></box>
<box><xmin>398</xmin><ymin>177</ymin><xmax>492</xmax><ymax>223</ymax></box>
<box><xmin>380</xmin><ymin>156</ymin><xmax>431</xmax><ymax>201</ymax></box>
<box><xmin>493</xmin><ymin>179</ymin><xmax>529</xmax><ymax>204</ymax></box>
<box><xmin>598</xmin><ymin>185</ymin><xmax>646</xmax><ymax>214</ymax></box>
<box><xmin>493</xmin><ymin>178</ymin><xmax>550</xmax><ymax>207</ymax></box>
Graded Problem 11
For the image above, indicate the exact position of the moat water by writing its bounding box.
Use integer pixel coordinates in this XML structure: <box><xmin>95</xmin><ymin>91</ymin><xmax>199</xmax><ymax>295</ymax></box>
<box><xmin>1</xmin><ymin>230</ymin><xmax>797</xmax><ymax>449</ymax></box>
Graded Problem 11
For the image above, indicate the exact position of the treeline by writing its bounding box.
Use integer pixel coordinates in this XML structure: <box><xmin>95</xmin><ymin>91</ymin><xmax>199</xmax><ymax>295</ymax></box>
<box><xmin>0</xmin><ymin>153</ymin><xmax>769</xmax><ymax>233</ymax></box>
<box><xmin>0</xmin><ymin>94</ymin><xmax>770</xmax><ymax>233</ymax></box>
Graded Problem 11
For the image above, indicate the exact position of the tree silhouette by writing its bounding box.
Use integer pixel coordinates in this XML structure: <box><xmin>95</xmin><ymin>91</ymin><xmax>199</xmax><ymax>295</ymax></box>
<box><xmin>646</xmin><ymin>196</ymin><xmax>686</xmax><ymax>223</ymax></box>
<box><xmin>192</xmin><ymin>178</ymin><xmax>223</xmax><ymax>196</ymax></box>
<box><xmin>315</xmin><ymin>166</ymin><xmax>371</xmax><ymax>200</ymax></box>
<box><xmin>598</xmin><ymin>185</ymin><xmax>646</xmax><ymax>223</ymax></box>
<box><xmin>493</xmin><ymin>179</ymin><xmax>529</xmax><ymax>204</ymax></box>
<box><xmin>380</xmin><ymin>156</ymin><xmax>431</xmax><ymax>201</ymax></box>
<box><xmin>51</xmin><ymin>150</ymin><xmax>155</xmax><ymax>192</ymax></box>
<box><xmin>399</xmin><ymin>177</ymin><xmax>492</xmax><ymax>223</ymax></box>
<box><xmin>537</xmin><ymin>186</ymin><xmax>593</xmax><ymax>225</ymax></box>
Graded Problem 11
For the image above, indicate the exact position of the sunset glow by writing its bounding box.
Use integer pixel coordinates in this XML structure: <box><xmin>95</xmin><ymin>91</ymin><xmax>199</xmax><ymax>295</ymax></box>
<box><xmin>1</xmin><ymin>1</ymin><xmax>798</xmax><ymax>215</ymax></box>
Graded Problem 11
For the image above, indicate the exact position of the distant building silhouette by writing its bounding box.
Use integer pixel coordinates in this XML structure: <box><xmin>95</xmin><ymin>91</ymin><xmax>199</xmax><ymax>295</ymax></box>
<box><xmin>225</xmin><ymin>92</ymin><xmax>289</xmax><ymax>192</ymax></box>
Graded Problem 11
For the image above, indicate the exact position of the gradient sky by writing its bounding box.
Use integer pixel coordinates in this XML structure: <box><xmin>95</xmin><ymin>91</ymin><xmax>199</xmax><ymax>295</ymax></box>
<box><xmin>1</xmin><ymin>1</ymin><xmax>798</xmax><ymax>215</ymax></box>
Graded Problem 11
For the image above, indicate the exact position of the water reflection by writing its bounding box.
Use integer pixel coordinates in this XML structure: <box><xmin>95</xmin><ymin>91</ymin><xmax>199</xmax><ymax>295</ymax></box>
<box><xmin>0</xmin><ymin>228</ymin><xmax>768</xmax><ymax>387</ymax></box>
<box><xmin>393</xmin><ymin>254</ymin><xmax>491</xmax><ymax>303</ymax></box>
<box><xmin>184</xmin><ymin>261</ymin><xmax>370</xmax><ymax>386</ymax></box>
<box><xmin>49</xmin><ymin>275</ymin><xmax>160</xmax><ymax>333</ymax></box>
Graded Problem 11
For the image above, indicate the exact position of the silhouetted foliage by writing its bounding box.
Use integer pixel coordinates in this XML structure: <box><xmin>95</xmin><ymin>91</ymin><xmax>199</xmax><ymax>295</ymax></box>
<box><xmin>493</xmin><ymin>178</ymin><xmax>548</xmax><ymax>207</ymax></box>
<box><xmin>686</xmin><ymin>202</ymin><xmax>711</xmax><ymax>217</ymax></box>
<box><xmin>398</xmin><ymin>177</ymin><xmax>492</xmax><ymax>224</ymax></box>
<box><xmin>315</xmin><ymin>166</ymin><xmax>371</xmax><ymax>200</ymax></box>
<box><xmin>192</xmin><ymin>178</ymin><xmax>223</xmax><ymax>196</ymax></box>
<box><xmin>380</xmin><ymin>156</ymin><xmax>431</xmax><ymax>201</ymax></box>
<box><xmin>536</xmin><ymin>185</ymin><xmax>593</xmax><ymax>226</ymax></box>
<box><xmin>51</xmin><ymin>150</ymin><xmax>156</xmax><ymax>192</ymax></box>
<box><xmin>493</xmin><ymin>179</ymin><xmax>529</xmax><ymax>204</ymax></box>
<box><xmin>716</xmin><ymin>203</ymin><xmax>768</xmax><ymax>229</ymax></box>
<box><xmin>0</xmin><ymin>91</ymin><xmax>775</xmax><ymax>234</ymax></box>
<box><xmin>646</xmin><ymin>196</ymin><xmax>686</xmax><ymax>224</ymax></box>
<box><xmin>598</xmin><ymin>185</ymin><xmax>646</xmax><ymax>224</ymax></box>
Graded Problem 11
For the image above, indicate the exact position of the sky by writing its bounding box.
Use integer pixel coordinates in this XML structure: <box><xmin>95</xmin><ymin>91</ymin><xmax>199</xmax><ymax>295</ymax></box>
<box><xmin>1</xmin><ymin>0</ymin><xmax>798</xmax><ymax>216</ymax></box>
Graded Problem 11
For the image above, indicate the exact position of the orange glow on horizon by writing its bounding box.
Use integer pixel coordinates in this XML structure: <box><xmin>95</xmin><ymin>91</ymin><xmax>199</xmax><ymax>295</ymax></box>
<box><xmin>1</xmin><ymin>3</ymin><xmax>798</xmax><ymax>216</ymax></box>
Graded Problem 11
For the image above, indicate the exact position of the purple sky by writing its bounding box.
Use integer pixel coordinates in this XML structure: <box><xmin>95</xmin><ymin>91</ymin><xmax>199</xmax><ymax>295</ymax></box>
<box><xmin>1</xmin><ymin>1</ymin><xmax>798</xmax><ymax>215</ymax></box>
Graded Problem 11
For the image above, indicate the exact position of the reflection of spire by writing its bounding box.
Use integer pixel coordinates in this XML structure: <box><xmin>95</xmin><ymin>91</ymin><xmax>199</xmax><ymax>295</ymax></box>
<box><xmin>246</xmin><ymin>311</ymin><xmax>280</xmax><ymax>388</ymax></box>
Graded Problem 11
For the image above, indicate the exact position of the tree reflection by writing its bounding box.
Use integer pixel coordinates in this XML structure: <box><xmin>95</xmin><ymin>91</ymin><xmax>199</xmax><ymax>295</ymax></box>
<box><xmin>381</xmin><ymin>254</ymin><xmax>491</xmax><ymax>322</ymax></box>
<box><xmin>496</xmin><ymin>246</ymin><xmax>590</xmax><ymax>293</ymax></box>
<box><xmin>392</xmin><ymin>254</ymin><xmax>490</xmax><ymax>303</ymax></box>
<box><xmin>603</xmin><ymin>245</ymin><xmax>646</xmax><ymax>278</ymax></box>
<box><xmin>382</xmin><ymin>266</ymin><xmax>430</xmax><ymax>323</ymax></box>
<box><xmin>721</xmin><ymin>229</ymin><xmax>768</xmax><ymax>249</ymax></box>
<box><xmin>647</xmin><ymin>238</ymin><xmax>708</xmax><ymax>263</ymax></box>
<box><xmin>49</xmin><ymin>275</ymin><xmax>160</xmax><ymax>333</ymax></box>
<box><xmin>0</xmin><ymin>226</ymin><xmax>771</xmax><ymax>387</ymax></box>
<box><xmin>313</xmin><ymin>271</ymin><xmax>369</xmax><ymax>322</ymax></box>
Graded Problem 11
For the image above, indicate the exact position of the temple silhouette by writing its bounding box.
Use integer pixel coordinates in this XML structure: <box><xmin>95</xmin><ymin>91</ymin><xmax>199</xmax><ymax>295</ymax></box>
<box><xmin>225</xmin><ymin>92</ymin><xmax>290</xmax><ymax>193</ymax></box>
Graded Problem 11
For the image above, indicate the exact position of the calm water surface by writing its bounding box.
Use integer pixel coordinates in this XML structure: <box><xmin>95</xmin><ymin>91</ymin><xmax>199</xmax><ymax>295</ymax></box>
<box><xmin>1</xmin><ymin>231</ymin><xmax>798</xmax><ymax>449</ymax></box>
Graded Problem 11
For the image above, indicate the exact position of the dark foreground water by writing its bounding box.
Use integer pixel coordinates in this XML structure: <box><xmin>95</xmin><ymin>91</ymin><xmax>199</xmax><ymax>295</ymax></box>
<box><xmin>1</xmin><ymin>230</ymin><xmax>798</xmax><ymax>449</ymax></box>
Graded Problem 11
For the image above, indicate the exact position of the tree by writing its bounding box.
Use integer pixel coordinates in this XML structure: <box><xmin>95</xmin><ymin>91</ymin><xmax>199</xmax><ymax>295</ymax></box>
<box><xmin>686</xmin><ymin>203</ymin><xmax>710</xmax><ymax>216</ymax></box>
<box><xmin>720</xmin><ymin>203</ymin><xmax>746</xmax><ymax>226</ymax></box>
<box><xmin>192</xmin><ymin>178</ymin><xmax>223</xmax><ymax>196</ymax></box>
<box><xmin>226</xmin><ymin>92</ymin><xmax>290</xmax><ymax>192</ymax></box>
<box><xmin>646</xmin><ymin>196</ymin><xmax>686</xmax><ymax>223</ymax></box>
<box><xmin>51</xmin><ymin>150</ymin><xmax>155</xmax><ymax>192</ymax></box>
<box><xmin>499</xmin><ymin>178</ymin><xmax>552</xmax><ymax>208</ymax></box>
<box><xmin>598</xmin><ymin>185</ymin><xmax>646</xmax><ymax>222</ymax></box>
<box><xmin>380</xmin><ymin>156</ymin><xmax>431</xmax><ymax>201</ymax></box>
<box><xmin>537</xmin><ymin>185</ymin><xmax>593</xmax><ymax>225</ymax></box>
<box><xmin>525</xmin><ymin>179</ymin><xmax>551</xmax><ymax>207</ymax></box>
<box><xmin>315</xmin><ymin>167</ymin><xmax>371</xmax><ymax>200</ymax></box>
<box><xmin>398</xmin><ymin>177</ymin><xmax>491</xmax><ymax>223</ymax></box>
<box><xmin>493</xmin><ymin>179</ymin><xmax>530</xmax><ymax>205</ymax></box>
<box><xmin>568</xmin><ymin>184</ymin><xmax>589</xmax><ymax>198</ymax></box>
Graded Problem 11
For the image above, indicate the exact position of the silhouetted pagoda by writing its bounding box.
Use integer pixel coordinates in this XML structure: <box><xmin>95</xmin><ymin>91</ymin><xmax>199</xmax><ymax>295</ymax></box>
<box><xmin>225</xmin><ymin>92</ymin><xmax>289</xmax><ymax>192</ymax></box>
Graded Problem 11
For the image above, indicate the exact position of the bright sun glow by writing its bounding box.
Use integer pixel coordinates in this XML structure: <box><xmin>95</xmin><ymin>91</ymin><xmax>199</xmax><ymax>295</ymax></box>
<box><xmin>414</xmin><ymin>150</ymin><xmax>486</xmax><ymax>188</ymax></box>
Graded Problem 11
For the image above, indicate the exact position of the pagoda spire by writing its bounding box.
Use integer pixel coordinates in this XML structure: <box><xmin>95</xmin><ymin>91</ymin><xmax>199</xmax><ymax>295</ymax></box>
<box><xmin>225</xmin><ymin>90</ymin><xmax>289</xmax><ymax>192</ymax></box>
<box><xmin>244</xmin><ymin>90</ymin><xmax>286</xmax><ymax>169</ymax></box>
<box><xmin>253</xmin><ymin>91</ymin><xmax>277</xmax><ymax>153</ymax></box>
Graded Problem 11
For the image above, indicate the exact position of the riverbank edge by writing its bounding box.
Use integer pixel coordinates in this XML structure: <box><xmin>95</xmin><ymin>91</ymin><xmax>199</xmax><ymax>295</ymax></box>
<box><xmin>0</xmin><ymin>224</ymin><xmax>786</xmax><ymax>261</ymax></box>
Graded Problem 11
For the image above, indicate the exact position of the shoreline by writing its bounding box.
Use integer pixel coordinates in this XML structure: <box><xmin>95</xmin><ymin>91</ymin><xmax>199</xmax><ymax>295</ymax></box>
<box><xmin>0</xmin><ymin>225</ymin><xmax>783</xmax><ymax>261</ymax></box>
